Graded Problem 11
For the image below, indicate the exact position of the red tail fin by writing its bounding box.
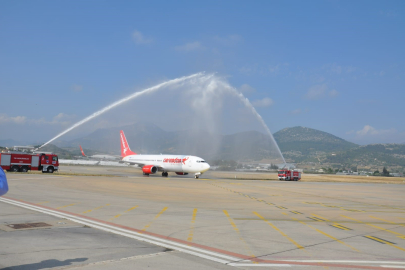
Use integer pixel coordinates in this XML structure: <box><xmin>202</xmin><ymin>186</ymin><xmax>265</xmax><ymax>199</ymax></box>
<box><xmin>120</xmin><ymin>130</ymin><xmax>136</xmax><ymax>157</ymax></box>
<box><xmin>79</xmin><ymin>145</ymin><xmax>86</xmax><ymax>157</ymax></box>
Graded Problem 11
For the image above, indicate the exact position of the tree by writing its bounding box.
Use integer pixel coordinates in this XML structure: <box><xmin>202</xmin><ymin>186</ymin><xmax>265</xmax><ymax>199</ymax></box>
<box><xmin>373</xmin><ymin>170</ymin><xmax>380</xmax><ymax>176</ymax></box>
<box><xmin>270</xmin><ymin>163</ymin><xmax>278</xmax><ymax>170</ymax></box>
<box><xmin>382</xmin><ymin>167</ymin><xmax>390</xmax><ymax>177</ymax></box>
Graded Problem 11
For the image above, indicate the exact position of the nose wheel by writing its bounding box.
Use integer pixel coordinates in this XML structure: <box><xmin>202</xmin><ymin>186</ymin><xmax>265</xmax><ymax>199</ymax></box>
<box><xmin>194</xmin><ymin>175</ymin><xmax>199</xmax><ymax>179</ymax></box>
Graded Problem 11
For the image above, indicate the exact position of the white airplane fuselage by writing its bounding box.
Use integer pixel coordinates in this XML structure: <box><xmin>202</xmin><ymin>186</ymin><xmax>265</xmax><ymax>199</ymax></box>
<box><xmin>122</xmin><ymin>154</ymin><xmax>210</xmax><ymax>174</ymax></box>
<box><xmin>119</xmin><ymin>130</ymin><xmax>210</xmax><ymax>178</ymax></box>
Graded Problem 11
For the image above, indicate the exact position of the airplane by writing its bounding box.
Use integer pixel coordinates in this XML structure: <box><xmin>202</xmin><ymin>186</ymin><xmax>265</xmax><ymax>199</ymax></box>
<box><xmin>79</xmin><ymin>145</ymin><xmax>120</xmax><ymax>161</ymax></box>
<box><xmin>120</xmin><ymin>130</ymin><xmax>210</xmax><ymax>179</ymax></box>
<box><xmin>0</xmin><ymin>167</ymin><xmax>9</xmax><ymax>196</ymax></box>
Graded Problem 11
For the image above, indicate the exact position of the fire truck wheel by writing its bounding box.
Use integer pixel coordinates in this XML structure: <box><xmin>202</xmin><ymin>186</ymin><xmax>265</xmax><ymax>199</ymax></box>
<box><xmin>11</xmin><ymin>166</ymin><xmax>20</xmax><ymax>172</ymax></box>
<box><xmin>47</xmin><ymin>167</ymin><xmax>54</xmax><ymax>173</ymax></box>
<box><xmin>21</xmin><ymin>166</ymin><xmax>29</xmax><ymax>172</ymax></box>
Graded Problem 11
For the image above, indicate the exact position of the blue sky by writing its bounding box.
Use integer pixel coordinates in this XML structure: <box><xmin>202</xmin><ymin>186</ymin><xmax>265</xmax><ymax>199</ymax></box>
<box><xmin>0</xmin><ymin>0</ymin><xmax>404</xmax><ymax>145</ymax></box>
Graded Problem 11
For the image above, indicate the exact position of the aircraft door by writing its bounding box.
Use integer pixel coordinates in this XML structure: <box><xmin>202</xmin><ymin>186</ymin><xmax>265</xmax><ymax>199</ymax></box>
<box><xmin>188</xmin><ymin>157</ymin><xmax>192</xmax><ymax>168</ymax></box>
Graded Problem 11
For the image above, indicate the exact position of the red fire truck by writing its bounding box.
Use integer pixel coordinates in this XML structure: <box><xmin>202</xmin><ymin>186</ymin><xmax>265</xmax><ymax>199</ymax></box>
<box><xmin>0</xmin><ymin>152</ymin><xmax>59</xmax><ymax>173</ymax></box>
<box><xmin>278</xmin><ymin>169</ymin><xmax>301</xmax><ymax>181</ymax></box>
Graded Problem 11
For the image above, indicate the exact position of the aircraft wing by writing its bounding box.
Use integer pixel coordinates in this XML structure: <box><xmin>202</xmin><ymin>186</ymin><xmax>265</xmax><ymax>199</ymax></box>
<box><xmin>0</xmin><ymin>167</ymin><xmax>9</xmax><ymax>196</ymax></box>
<box><xmin>120</xmin><ymin>160</ymin><xmax>165</xmax><ymax>170</ymax></box>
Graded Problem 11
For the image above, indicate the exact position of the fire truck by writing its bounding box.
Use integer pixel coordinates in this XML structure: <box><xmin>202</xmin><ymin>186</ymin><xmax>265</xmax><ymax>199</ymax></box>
<box><xmin>278</xmin><ymin>169</ymin><xmax>301</xmax><ymax>181</ymax></box>
<box><xmin>0</xmin><ymin>152</ymin><xmax>59</xmax><ymax>173</ymax></box>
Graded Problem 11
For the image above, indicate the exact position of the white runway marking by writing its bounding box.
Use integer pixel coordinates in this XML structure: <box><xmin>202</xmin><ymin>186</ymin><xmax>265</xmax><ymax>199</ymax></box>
<box><xmin>285</xmin><ymin>260</ymin><xmax>405</xmax><ymax>265</ymax></box>
<box><xmin>0</xmin><ymin>197</ymin><xmax>240</xmax><ymax>265</ymax></box>
<box><xmin>2</xmin><ymin>197</ymin><xmax>405</xmax><ymax>269</ymax></box>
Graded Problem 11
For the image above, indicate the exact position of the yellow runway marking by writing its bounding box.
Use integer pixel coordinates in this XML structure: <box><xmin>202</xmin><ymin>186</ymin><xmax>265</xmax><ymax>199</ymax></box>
<box><xmin>82</xmin><ymin>204</ymin><xmax>110</xmax><ymax>214</ymax></box>
<box><xmin>311</xmin><ymin>214</ymin><xmax>329</xmax><ymax>221</ymax></box>
<box><xmin>253</xmin><ymin>211</ymin><xmax>304</xmax><ymax>250</ymax></box>
<box><xmin>142</xmin><ymin>207</ymin><xmax>168</xmax><ymax>231</ymax></box>
<box><xmin>331</xmin><ymin>224</ymin><xmax>351</xmax><ymax>231</ymax></box>
<box><xmin>312</xmin><ymin>214</ymin><xmax>352</xmax><ymax>230</ymax></box>
<box><xmin>342</xmin><ymin>215</ymin><xmax>405</xmax><ymax>239</ymax></box>
<box><xmin>369</xmin><ymin>215</ymin><xmax>405</xmax><ymax>227</ymax></box>
<box><xmin>37</xmin><ymin>201</ymin><xmax>49</xmax><ymax>205</ymax></box>
<box><xmin>364</xmin><ymin>236</ymin><xmax>405</xmax><ymax>252</ymax></box>
<box><xmin>187</xmin><ymin>208</ymin><xmax>198</xmax><ymax>242</ymax></box>
<box><xmin>57</xmin><ymin>203</ymin><xmax>79</xmax><ymax>209</ymax></box>
<box><xmin>276</xmin><ymin>206</ymin><xmax>288</xmax><ymax>209</ymax></box>
<box><xmin>110</xmin><ymin>205</ymin><xmax>138</xmax><ymax>221</ymax></box>
<box><xmin>291</xmin><ymin>217</ymin><xmax>359</xmax><ymax>252</ymax></box>
<box><xmin>224</xmin><ymin>210</ymin><xmax>256</xmax><ymax>260</ymax></box>
<box><xmin>309</xmin><ymin>217</ymin><xmax>327</xmax><ymax>222</ymax></box>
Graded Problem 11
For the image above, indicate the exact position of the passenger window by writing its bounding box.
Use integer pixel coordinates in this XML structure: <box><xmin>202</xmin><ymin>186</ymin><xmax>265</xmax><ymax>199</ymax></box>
<box><xmin>45</xmin><ymin>156</ymin><xmax>49</xmax><ymax>160</ymax></box>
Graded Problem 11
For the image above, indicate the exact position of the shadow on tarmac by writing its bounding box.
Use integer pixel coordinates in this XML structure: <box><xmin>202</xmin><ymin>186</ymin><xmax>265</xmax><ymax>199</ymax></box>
<box><xmin>1</xmin><ymin>258</ymin><xmax>88</xmax><ymax>270</ymax></box>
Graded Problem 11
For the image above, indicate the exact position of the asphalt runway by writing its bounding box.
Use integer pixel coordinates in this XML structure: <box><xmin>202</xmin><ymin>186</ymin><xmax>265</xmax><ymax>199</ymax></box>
<box><xmin>1</xmin><ymin>166</ymin><xmax>405</xmax><ymax>270</ymax></box>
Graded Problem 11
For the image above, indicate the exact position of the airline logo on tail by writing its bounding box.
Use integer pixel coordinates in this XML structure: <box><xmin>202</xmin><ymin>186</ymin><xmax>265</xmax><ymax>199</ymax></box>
<box><xmin>79</xmin><ymin>145</ymin><xmax>86</xmax><ymax>157</ymax></box>
<box><xmin>120</xmin><ymin>130</ymin><xmax>136</xmax><ymax>157</ymax></box>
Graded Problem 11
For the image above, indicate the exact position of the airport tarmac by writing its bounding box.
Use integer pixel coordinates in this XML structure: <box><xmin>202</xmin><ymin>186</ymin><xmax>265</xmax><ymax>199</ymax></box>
<box><xmin>1</xmin><ymin>166</ymin><xmax>405</xmax><ymax>269</ymax></box>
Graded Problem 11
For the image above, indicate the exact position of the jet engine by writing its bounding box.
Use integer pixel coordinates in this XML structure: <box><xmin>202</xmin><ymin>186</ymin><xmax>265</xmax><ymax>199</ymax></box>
<box><xmin>175</xmin><ymin>172</ymin><xmax>188</xmax><ymax>175</ymax></box>
<box><xmin>142</xmin><ymin>165</ymin><xmax>158</xmax><ymax>174</ymax></box>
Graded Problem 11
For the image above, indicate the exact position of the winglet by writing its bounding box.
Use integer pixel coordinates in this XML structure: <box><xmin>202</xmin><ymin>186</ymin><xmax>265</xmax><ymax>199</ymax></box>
<box><xmin>79</xmin><ymin>145</ymin><xmax>87</xmax><ymax>157</ymax></box>
<box><xmin>120</xmin><ymin>130</ymin><xmax>136</xmax><ymax>157</ymax></box>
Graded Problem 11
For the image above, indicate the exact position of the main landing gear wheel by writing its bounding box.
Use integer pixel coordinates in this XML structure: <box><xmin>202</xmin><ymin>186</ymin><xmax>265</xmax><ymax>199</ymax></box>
<box><xmin>143</xmin><ymin>172</ymin><xmax>149</xmax><ymax>176</ymax></box>
<box><xmin>162</xmin><ymin>172</ymin><xmax>168</xmax><ymax>177</ymax></box>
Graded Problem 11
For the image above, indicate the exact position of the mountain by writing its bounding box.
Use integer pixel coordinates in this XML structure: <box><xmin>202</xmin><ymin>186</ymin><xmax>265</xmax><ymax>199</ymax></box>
<box><xmin>324</xmin><ymin>143</ymin><xmax>405</xmax><ymax>167</ymax></box>
<box><xmin>274</xmin><ymin>126</ymin><xmax>358</xmax><ymax>152</ymax></box>
<box><xmin>50</xmin><ymin>123</ymin><xmax>404</xmax><ymax>169</ymax></box>
<box><xmin>273</xmin><ymin>126</ymin><xmax>358</xmax><ymax>163</ymax></box>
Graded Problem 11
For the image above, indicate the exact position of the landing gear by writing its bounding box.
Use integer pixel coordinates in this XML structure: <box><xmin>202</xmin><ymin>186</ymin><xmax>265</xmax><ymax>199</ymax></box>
<box><xmin>162</xmin><ymin>172</ymin><xmax>168</xmax><ymax>177</ymax></box>
<box><xmin>143</xmin><ymin>172</ymin><xmax>149</xmax><ymax>176</ymax></box>
<box><xmin>194</xmin><ymin>175</ymin><xmax>199</xmax><ymax>179</ymax></box>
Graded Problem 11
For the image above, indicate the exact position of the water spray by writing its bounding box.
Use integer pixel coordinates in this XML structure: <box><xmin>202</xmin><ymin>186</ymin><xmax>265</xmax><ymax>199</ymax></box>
<box><xmin>220</xmin><ymin>81</ymin><xmax>286</xmax><ymax>165</ymax></box>
<box><xmin>36</xmin><ymin>72</ymin><xmax>205</xmax><ymax>150</ymax></box>
<box><xmin>36</xmin><ymin>72</ymin><xmax>286</xmax><ymax>165</ymax></box>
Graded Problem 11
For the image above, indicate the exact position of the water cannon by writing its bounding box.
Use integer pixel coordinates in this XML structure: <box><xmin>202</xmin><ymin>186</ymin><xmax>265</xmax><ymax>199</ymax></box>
<box><xmin>0</xmin><ymin>167</ymin><xmax>9</xmax><ymax>196</ymax></box>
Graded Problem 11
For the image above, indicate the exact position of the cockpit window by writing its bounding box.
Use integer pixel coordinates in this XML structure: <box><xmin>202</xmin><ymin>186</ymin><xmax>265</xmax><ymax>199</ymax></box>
<box><xmin>197</xmin><ymin>160</ymin><xmax>206</xmax><ymax>163</ymax></box>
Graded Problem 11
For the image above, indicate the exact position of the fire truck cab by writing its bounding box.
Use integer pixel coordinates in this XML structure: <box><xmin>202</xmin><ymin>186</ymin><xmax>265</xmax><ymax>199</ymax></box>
<box><xmin>0</xmin><ymin>152</ymin><xmax>59</xmax><ymax>173</ymax></box>
<box><xmin>278</xmin><ymin>169</ymin><xmax>301</xmax><ymax>181</ymax></box>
